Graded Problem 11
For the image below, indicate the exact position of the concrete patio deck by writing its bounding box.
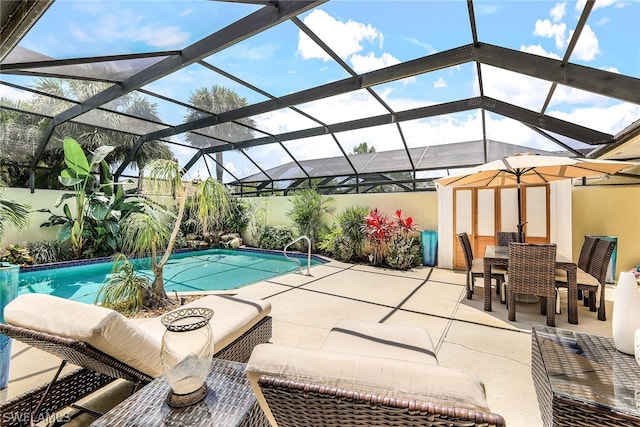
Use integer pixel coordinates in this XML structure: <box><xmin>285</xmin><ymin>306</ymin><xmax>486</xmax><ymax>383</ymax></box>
<box><xmin>3</xmin><ymin>260</ymin><xmax>617</xmax><ymax>426</ymax></box>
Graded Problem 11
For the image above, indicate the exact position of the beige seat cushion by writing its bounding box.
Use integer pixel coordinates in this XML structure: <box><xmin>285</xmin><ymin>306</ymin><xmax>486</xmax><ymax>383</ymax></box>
<box><xmin>555</xmin><ymin>268</ymin><xmax>602</xmax><ymax>308</ymax></box>
<box><xmin>4</xmin><ymin>293</ymin><xmax>164</xmax><ymax>377</ymax></box>
<box><xmin>321</xmin><ymin>319</ymin><xmax>437</xmax><ymax>365</ymax></box>
<box><xmin>141</xmin><ymin>294</ymin><xmax>271</xmax><ymax>353</ymax></box>
<box><xmin>555</xmin><ymin>268</ymin><xmax>599</xmax><ymax>287</ymax></box>
<box><xmin>246</xmin><ymin>343</ymin><xmax>491</xmax><ymax>425</ymax></box>
<box><xmin>5</xmin><ymin>293</ymin><xmax>271</xmax><ymax>379</ymax></box>
<box><xmin>471</xmin><ymin>258</ymin><xmax>506</xmax><ymax>276</ymax></box>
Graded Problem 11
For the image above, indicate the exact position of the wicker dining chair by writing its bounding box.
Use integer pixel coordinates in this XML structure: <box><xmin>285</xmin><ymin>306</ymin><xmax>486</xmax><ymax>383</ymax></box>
<box><xmin>555</xmin><ymin>235</ymin><xmax>597</xmax><ymax>308</ymax></box>
<box><xmin>496</xmin><ymin>231</ymin><xmax>525</xmax><ymax>246</ymax></box>
<box><xmin>556</xmin><ymin>237</ymin><xmax>615</xmax><ymax>322</ymax></box>
<box><xmin>505</xmin><ymin>243</ymin><xmax>558</xmax><ymax>326</ymax></box>
<box><xmin>458</xmin><ymin>232</ymin><xmax>505</xmax><ymax>301</ymax></box>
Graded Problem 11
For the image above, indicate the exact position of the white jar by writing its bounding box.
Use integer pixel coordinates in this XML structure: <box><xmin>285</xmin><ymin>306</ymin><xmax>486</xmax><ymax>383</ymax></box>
<box><xmin>612</xmin><ymin>272</ymin><xmax>640</xmax><ymax>354</ymax></box>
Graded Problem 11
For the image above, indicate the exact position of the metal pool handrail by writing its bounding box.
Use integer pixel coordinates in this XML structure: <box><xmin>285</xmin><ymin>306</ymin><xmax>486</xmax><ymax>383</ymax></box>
<box><xmin>283</xmin><ymin>236</ymin><xmax>311</xmax><ymax>276</ymax></box>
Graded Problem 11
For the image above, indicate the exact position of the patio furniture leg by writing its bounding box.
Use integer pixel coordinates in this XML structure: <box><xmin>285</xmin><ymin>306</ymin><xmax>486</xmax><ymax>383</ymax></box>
<box><xmin>30</xmin><ymin>360</ymin><xmax>67</xmax><ymax>427</ymax></box>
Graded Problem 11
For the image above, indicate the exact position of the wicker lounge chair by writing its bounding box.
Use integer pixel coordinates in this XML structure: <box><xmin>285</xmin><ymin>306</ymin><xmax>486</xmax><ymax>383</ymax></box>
<box><xmin>0</xmin><ymin>293</ymin><xmax>272</xmax><ymax>427</ymax></box>
<box><xmin>246</xmin><ymin>319</ymin><xmax>506</xmax><ymax>427</ymax></box>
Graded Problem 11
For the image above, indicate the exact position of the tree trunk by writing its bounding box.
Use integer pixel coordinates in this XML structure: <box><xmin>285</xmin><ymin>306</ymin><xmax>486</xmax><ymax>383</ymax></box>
<box><xmin>215</xmin><ymin>152</ymin><xmax>224</xmax><ymax>182</ymax></box>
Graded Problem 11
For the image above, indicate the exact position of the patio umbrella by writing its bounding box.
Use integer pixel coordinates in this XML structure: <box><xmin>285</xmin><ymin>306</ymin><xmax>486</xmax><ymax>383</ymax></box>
<box><xmin>436</xmin><ymin>153</ymin><xmax>634</xmax><ymax>232</ymax></box>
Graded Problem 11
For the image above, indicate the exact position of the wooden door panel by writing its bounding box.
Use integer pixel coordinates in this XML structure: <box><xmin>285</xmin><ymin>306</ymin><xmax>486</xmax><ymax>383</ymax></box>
<box><xmin>453</xmin><ymin>185</ymin><xmax>550</xmax><ymax>269</ymax></box>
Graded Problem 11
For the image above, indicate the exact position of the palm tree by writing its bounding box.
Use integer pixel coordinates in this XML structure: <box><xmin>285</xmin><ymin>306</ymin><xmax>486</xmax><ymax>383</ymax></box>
<box><xmin>120</xmin><ymin>159</ymin><xmax>231</xmax><ymax>308</ymax></box>
<box><xmin>183</xmin><ymin>85</ymin><xmax>255</xmax><ymax>182</ymax></box>
<box><xmin>352</xmin><ymin>142</ymin><xmax>376</xmax><ymax>154</ymax></box>
<box><xmin>28</xmin><ymin>78</ymin><xmax>172</xmax><ymax>188</ymax></box>
<box><xmin>0</xmin><ymin>180</ymin><xmax>30</xmax><ymax>242</ymax></box>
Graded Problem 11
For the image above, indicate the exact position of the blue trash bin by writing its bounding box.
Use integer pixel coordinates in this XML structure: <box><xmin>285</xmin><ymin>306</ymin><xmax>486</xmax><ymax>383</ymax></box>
<box><xmin>0</xmin><ymin>262</ymin><xmax>19</xmax><ymax>390</ymax></box>
<box><xmin>421</xmin><ymin>230</ymin><xmax>438</xmax><ymax>266</ymax></box>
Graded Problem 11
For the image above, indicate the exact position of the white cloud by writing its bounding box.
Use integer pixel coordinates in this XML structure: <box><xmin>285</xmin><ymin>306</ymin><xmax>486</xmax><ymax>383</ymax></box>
<box><xmin>576</xmin><ymin>0</ymin><xmax>619</xmax><ymax>12</ymax></box>
<box><xmin>179</xmin><ymin>8</ymin><xmax>194</xmax><ymax>18</ymax></box>
<box><xmin>135</xmin><ymin>25</ymin><xmax>190</xmax><ymax>48</ymax></box>
<box><xmin>298</xmin><ymin>9</ymin><xmax>381</xmax><ymax>61</ymax></box>
<box><xmin>0</xmin><ymin>85</ymin><xmax>33</xmax><ymax>103</ymax></box>
<box><xmin>433</xmin><ymin>77</ymin><xmax>447</xmax><ymax>88</ymax></box>
<box><xmin>569</xmin><ymin>24</ymin><xmax>600</xmax><ymax>61</ymax></box>
<box><xmin>533</xmin><ymin>19</ymin><xmax>567</xmax><ymax>50</ymax></box>
<box><xmin>479</xmin><ymin>64</ymin><xmax>553</xmax><ymax>110</ymax></box>
<box><xmin>406</xmin><ymin>37</ymin><xmax>437</xmax><ymax>55</ymax></box>
<box><xmin>350</xmin><ymin>52</ymin><xmax>400</xmax><ymax>74</ymax></box>
<box><xmin>89</xmin><ymin>8</ymin><xmax>190</xmax><ymax>49</ymax></box>
<box><xmin>520</xmin><ymin>44</ymin><xmax>562</xmax><ymax>59</ymax></box>
<box><xmin>601</xmin><ymin>66</ymin><xmax>620</xmax><ymax>73</ymax></box>
<box><xmin>549</xmin><ymin>101</ymin><xmax>640</xmax><ymax>135</ymax></box>
<box><xmin>550</xmin><ymin>2</ymin><xmax>566</xmax><ymax>22</ymax></box>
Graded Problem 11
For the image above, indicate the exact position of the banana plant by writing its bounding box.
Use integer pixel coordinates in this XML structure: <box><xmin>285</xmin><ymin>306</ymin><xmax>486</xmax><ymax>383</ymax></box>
<box><xmin>39</xmin><ymin>137</ymin><xmax>122</xmax><ymax>258</ymax></box>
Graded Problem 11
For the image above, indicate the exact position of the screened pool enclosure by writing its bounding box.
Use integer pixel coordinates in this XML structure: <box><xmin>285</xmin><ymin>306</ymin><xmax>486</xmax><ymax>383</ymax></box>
<box><xmin>1</xmin><ymin>0</ymin><xmax>639</xmax><ymax>195</ymax></box>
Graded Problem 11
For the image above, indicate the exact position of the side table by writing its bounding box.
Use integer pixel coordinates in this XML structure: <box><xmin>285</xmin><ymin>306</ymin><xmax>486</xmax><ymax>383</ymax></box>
<box><xmin>531</xmin><ymin>325</ymin><xmax>640</xmax><ymax>427</ymax></box>
<box><xmin>92</xmin><ymin>359</ymin><xmax>268</xmax><ymax>427</ymax></box>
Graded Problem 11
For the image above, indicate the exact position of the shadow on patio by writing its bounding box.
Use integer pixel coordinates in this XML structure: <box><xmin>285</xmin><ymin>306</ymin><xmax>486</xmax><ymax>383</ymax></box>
<box><xmin>6</xmin><ymin>261</ymin><xmax>616</xmax><ymax>426</ymax></box>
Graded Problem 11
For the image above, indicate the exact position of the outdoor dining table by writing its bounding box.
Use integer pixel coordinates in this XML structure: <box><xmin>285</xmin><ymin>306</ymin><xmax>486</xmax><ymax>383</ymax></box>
<box><xmin>483</xmin><ymin>245</ymin><xmax>579</xmax><ymax>324</ymax></box>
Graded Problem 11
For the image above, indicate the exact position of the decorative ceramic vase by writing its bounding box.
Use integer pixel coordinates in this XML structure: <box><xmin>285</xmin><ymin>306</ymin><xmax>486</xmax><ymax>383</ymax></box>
<box><xmin>635</xmin><ymin>329</ymin><xmax>640</xmax><ymax>367</ymax></box>
<box><xmin>161</xmin><ymin>307</ymin><xmax>214</xmax><ymax>407</ymax></box>
<box><xmin>612</xmin><ymin>272</ymin><xmax>640</xmax><ymax>354</ymax></box>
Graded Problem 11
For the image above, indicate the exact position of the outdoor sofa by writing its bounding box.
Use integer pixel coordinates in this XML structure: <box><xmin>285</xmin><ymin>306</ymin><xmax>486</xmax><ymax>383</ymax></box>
<box><xmin>0</xmin><ymin>293</ymin><xmax>271</xmax><ymax>427</ymax></box>
<box><xmin>246</xmin><ymin>319</ymin><xmax>506</xmax><ymax>426</ymax></box>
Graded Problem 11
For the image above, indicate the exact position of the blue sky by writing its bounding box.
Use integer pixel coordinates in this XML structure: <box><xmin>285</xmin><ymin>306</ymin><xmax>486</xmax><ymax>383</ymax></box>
<box><xmin>2</xmin><ymin>0</ymin><xmax>639</xmax><ymax>181</ymax></box>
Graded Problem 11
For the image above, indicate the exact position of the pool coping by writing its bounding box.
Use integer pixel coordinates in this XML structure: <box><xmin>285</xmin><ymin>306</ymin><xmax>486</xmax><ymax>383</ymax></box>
<box><xmin>19</xmin><ymin>246</ymin><xmax>330</xmax><ymax>272</ymax></box>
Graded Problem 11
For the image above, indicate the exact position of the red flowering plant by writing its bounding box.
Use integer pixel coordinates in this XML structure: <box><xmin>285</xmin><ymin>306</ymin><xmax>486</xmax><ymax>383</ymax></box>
<box><xmin>363</xmin><ymin>209</ymin><xmax>420</xmax><ymax>269</ymax></box>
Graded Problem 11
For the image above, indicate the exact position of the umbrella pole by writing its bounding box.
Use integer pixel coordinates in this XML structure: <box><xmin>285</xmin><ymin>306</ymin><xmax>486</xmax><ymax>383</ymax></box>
<box><xmin>516</xmin><ymin>178</ymin><xmax>524</xmax><ymax>234</ymax></box>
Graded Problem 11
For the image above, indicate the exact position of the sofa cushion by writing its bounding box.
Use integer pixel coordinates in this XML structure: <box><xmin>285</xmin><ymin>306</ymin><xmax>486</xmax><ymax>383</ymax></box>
<box><xmin>246</xmin><ymin>343</ymin><xmax>491</xmax><ymax>423</ymax></box>
<box><xmin>321</xmin><ymin>319</ymin><xmax>438</xmax><ymax>365</ymax></box>
<box><xmin>4</xmin><ymin>293</ymin><xmax>164</xmax><ymax>377</ymax></box>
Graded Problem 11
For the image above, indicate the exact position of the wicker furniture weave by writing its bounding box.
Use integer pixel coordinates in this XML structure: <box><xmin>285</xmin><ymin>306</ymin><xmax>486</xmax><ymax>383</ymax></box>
<box><xmin>496</xmin><ymin>231</ymin><xmax>525</xmax><ymax>246</ymax></box>
<box><xmin>0</xmin><ymin>315</ymin><xmax>271</xmax><ymax>427</ymax></box>
<box><xmin>556</xmin><ymin>238</ymin><xmax>615</xmax><ymax>321</ymax></box>
<box><xmin>256</xmin><ymin>375</ymin><xmax>506</xmax><ymax>427</ymax></box>
<box><xmin>506</xmin><ymin>243</ymin><xmax>557</xmax><ymax>326</ymax></box>
<box><xmin>531</xmin><ymin>325</ymin><xmax>640</xmax><ymax>427</ymax></box>
<box><xmin>91</xmin><ymin>359</ymin><xmax>268</xmax><ymax>427</ymax></box>
<box><xmin>555</xmin><ymin>235</ymin><xmax>597</xmax><ymax>308</ymax></box>
<box><xmin>458</xmin><ymin>232</ymin><xmax>505</xmax><ymax>300</ymax></box>
<box><xmin>483</xmin><ymin>245</ymin><xmax>578</xmax><ymax>324</ymax></box>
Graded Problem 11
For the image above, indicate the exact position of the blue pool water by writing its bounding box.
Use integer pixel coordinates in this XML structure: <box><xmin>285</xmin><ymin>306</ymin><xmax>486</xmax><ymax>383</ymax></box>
<box><xmin>18</xmin><ymin>249</ymin><xmax>324</xmax><ymax>304</ymax></box>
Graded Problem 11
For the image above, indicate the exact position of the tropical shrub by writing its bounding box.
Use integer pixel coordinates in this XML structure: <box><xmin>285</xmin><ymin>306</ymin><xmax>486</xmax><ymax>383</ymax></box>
<box><xmin>0</xmin><ymin>180</ymin><xmax>30</xmax><ymax>241</ymax></box>
<box><xmin>319</xmin><ymin>205</ymin><xmax>369</xmax><ymax>262</ymax></box>
<box><xmin>120</xmin><ymin>160</ymin><xmax>231</xmax><ymax>308</ymax></box>
<box><xmin>386</xmin><ymin>234</ymin><xmax>422</xmax><ymax>270</ymax></box>
<box><xmin>257</xmin><ymin>225</ymin><xmax>294</xmax><ymax>250</ymax></box>
<box><xmin>0</xmin><ymin>244</ymin><xmax>33</xmax><ymax>266</ymax></box>
<box><xmin>39</xmin><ymin>137</ymin><xmax>147</xmax><ymax>259</ymax></box>
<box><xmin>222</xmin><ymin>197</ymin><xmax>250</xmax><ymax>234</ymax></box>
<box><xmin>27</xmin><ymin>240</ymin><xmax>66</xmax><ymax>264</ymax></box>
<box><xmin>363</xmin><ymin>209</ymin><xmax>418</xmax><ymax>269</ymax></box>
<box><xmin>336</xmin><ymin>205</ymin><xmax>369</xmax><ymax>258</ymax></box>
<box><xmin>96</xmin><ymin>253</ymin><xmax>150</xmax><ymax>314</ymax></box>
<box><xmin>318</xmin><ymin>227</ymin><xmax>353</xmax><ymax>261</ymax></box>
<box><xmin>287</xmin><ymin>188</ymin><xmax>334</xmax><ymax>251</ymax></box>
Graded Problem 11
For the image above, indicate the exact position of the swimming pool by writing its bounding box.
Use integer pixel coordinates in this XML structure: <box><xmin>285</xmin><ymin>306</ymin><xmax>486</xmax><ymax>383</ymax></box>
<box><xmin>18</xmin><ymin>249</ymin><xmax>325</xmax><ymax>304</ymax></box>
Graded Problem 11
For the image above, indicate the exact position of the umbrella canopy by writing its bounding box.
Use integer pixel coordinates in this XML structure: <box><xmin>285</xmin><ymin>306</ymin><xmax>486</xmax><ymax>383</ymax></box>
<box><xmin>436</xmin><ymin>153</ymin><xmax>635</xmax><ymax>232</ymax></box>
<box><xmin>436</xmin><ymin>153</ymin><xmax>634</xmax><ymax>188</ymax></box>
